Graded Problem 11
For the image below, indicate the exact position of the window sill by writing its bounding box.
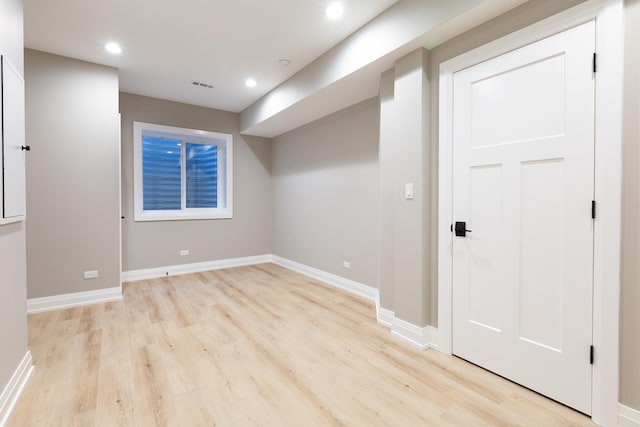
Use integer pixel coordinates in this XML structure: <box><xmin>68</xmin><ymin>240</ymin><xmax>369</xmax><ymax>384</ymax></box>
<box><xmin>134</xmin><ymin>209</ymin><xmax>232</xmax><ymax>222</ymax></box>
<box><xmin>0</xmin><ymin>215</ymin><xmax>24</xmax><ymax>225</ymax></box>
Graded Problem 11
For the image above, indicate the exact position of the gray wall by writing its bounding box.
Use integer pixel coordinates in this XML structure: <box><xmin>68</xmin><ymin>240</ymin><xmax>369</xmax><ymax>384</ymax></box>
<box><xmin>621</xmin><ymin>0</ymin><xmax>640</xmax><ymax>410</ymax></box>
<box><xmin>378</xmin><ymin>49</ymin><xmax>432</xmax><ymax>326</ymax></box>
<box><xmin>272</xmin><ymin>98</ymin><xmax>379</xmax><ymax>287</ymax></box>
<box><xmin>25</xmin><ymin>49</ymin><xmax>120</xmax><ymax>298</ymax></box>
<box><xmin>0</xmin><ymin>0</ymin><xmax>28</xmax><ymax>398</ymax></box>
<box><xmin>120</xmin><ymin>93</ymin><xmax>272</xmax><ymax>271</ymax></box>
<box><xmin>0</xmin><ymin>223</ymin><xmax>27</xmax><ymax>393</ymax></box>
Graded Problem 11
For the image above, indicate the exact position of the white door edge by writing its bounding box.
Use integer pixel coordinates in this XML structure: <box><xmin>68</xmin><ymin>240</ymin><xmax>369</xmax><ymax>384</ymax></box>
<box><xmin>437</xmin><ymin>0</ymin><xmax>623</xmax><ymax>425</ymax></box>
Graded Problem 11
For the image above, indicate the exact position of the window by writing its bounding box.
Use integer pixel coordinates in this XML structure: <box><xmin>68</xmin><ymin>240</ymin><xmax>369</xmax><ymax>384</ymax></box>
<box><xmin>133</xmin><ymin>122</ymin><xmax>232</xmax><ymax>221</ymax></box>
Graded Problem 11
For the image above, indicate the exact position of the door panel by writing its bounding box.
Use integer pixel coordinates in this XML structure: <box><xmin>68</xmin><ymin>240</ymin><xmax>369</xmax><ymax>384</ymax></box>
<box><xmin>2</xmin><ymin>55</ymin><xmax>26</xmax><ymax>220</ymax></box>
<box><xmin>468</xmin><ymin>164</ymin><xmax>504</xmax><ymax>332</ymax></box>
<box><xmin>519</xmin><ymin>159</ymin><xmax>565</xmax><ymax>351</ymax></box>
<box><xmin>471</xmin><ymin>53</ymin><xmax>566</xmax><ymax>148</ymax></box>
<box><xmin>452</xmin><ymin>21</ymin><xmax>595</xmax><ymax>414</ymax></box>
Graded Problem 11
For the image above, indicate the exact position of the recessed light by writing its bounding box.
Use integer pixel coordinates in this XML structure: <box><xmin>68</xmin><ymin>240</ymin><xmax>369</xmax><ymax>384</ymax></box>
<box><xmin>105</xmin><ymin>42</ymin><xmax>122</xmax><ymax>54</ymax></box>
<box><xmin>278</xmin><ymin>58</ymin><xmax>291</xmax><ymax>67</ymax></box>
<box><xmin>245</xmin><ymin>78</ymin><xmax>257</xmax><ymax>88</ymax></box>
<box><xmin>325</xmin><ymin>2</ymin><xmax>344</xmax><ymax>19</ymax></box>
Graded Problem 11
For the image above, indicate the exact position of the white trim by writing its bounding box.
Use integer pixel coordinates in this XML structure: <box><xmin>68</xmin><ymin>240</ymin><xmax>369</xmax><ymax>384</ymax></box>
<box><xmin>132</xmin><ymin>121</ymin><xmax>233</xmax><ymax>222</ymax></box>
<box><xmin>133</xmin><ymin>208</ymin><xmax>233</xmax><ymax>222</ymax></box>
<box><xmin>271</xmin><ymin>256</ymin><xmax>440</xmax><ymax>351</ymax></box>
<box><xmin>118</xmin><ymin>113</ymin><xmax>123</xmax><ymax>293</ymax></box>
<box><xmin>589</xmin><ymin>2</ymin><xmax>623</xmax><ymax>425</ymax></box>
<box><xmin>390</xmin><ymin>318</ymin><xmax>439</xmax><ymax>350</ymax></box>
<box><xmin>125</xmin><ymin>254</ymin><xmax>392</xmax><ymax>337</ymax></box>
<box><xmin>122</xmin><ymin>254</ymin><xmax>272</xmax><ymax>282</ymax></box>
<box><xmin>122</xmin><ymin>254</ymin><xmax>432</xmax><ymax>352</ymax></box>
<box><xmin>438</xmin><ymin>58</ymin><xmax>455</xmax><ymax>355</ymax></box>
<box><xmin>0</xmin><ymin>55</ymin><xmax>26</xmax><ymax>225</ymax></box>
<box><xmin>0</xmin><ymin>217</ymin><xmax>22</xmax><ymax>226</ymax></box>
<box><xmin>376</xmin><ymin>304</ymin><xmax>395</xmax><ymax>328</ymax></box>
<box><xmin>375</xmin><ymin>302</ymin><xmax>439</xmax><ymax>350</ymax></box>
<box><xmin>437</xmin><ymin>1</ymin><xmax>622</xmax><ymax>425</ymax></box>
<box><xmin>0</xmin><ymin>351</ymin><xmax>33</xmax><ymax>427</ymax></box>
<box><xmin>27</xmin><ymin>287</ymin><xmax>122</xmax><ymax>314</ymax></box>
<box><xmin>270</xmin><ymin>255</ymin><xmax>378</xmax><ymax>302</ymax></box>
<box><xmin>619</xmin><ymin>404</ymin><xmax>640</xmax><ymax>427</ymax></box>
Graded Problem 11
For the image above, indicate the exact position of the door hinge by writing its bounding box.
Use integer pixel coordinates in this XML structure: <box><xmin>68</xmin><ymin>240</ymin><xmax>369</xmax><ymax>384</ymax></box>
<box><xmin>592</xmin><ymin>200</ymin><xmax>596</xmax><ymax>219</ymax></box>
<box><xmin>450</xmin><ymin>224</ymin><xmax>453</xmax><ymax>233</ymax></box>
<box><xmin>590</xmin><ymin>345</ymin><xmax>594</xmax><ymax>364</ymax></box>
<box><xmin>593</xmin><ymin>52</ymin><xmax>597</xmax><ymax>73</ymax></box>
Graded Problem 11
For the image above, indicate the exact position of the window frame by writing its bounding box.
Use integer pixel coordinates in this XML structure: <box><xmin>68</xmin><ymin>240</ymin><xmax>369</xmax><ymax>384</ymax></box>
<box><xmin>133</xmin><ymin>121</ymin><xmax>233</xmax><ymax>222</ymax></box>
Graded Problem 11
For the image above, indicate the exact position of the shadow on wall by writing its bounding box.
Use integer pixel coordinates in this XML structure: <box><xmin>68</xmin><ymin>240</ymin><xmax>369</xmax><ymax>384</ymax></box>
<box><xmin>241</xmin><ymin>135</ymin><xmax>272</xmax><ymax>176</ymax></box>
<box><xmin>271</xmin><ymin>97</ymin><xmax>379</xmax><ymax>176</ymax></box>
<box><xmin>0</xmin><ymin>221</ymin><xmax>23</xmax><ymax>238</ymax></box>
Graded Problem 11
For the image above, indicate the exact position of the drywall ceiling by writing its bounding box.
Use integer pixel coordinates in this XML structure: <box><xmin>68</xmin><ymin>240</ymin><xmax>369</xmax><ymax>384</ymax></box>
<box><xmin>24</xmin><ymin>0</ymin><xmax>398</xmax><ymax>113</ymax></box>
<box><xmin>239</xmin><ymin>0</ymin><xmax>533</xmax><ymax>137</ymax></box>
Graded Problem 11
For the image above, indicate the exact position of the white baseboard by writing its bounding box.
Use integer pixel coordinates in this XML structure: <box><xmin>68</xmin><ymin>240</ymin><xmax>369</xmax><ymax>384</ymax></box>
<box><xmin>123</xmin><ymin>253</ymin><xmax>381</xmax><ymax>316</ymax></box>
<box><xmin>122</xmin><ymin>254</ymin><xmax>272</xmax><ymax>282</ymax></box>
<box><xmin>20</xmin><ymin>255</ymin><xmax>638</xmax><ymax>426</ymax></box>
<box><xmin>390</xmin><ymin>316</ymin><xmax>439</xmax><ymax>350</ymax></box>
<box><xmin>270</xmin><ymin>255</ymin><xmax>439</xmax><ymax>351</ymax></box>
<box><xmin>619</xmin><ymin>404</ymin><xmax>640</xmax><ymax>427</ymax></box>
<box><xmin>376</xmin><ymin>305</ymin><xmax>395</xmax><ymax>328</ymax></box>
<box><xmin>270</xmin><ymin>255</ymin><xmax>378</xmax><ymax>302</ymax></box>
<box><xmin>0</xmin><ymin>351</ymin><xmax>33</xmax><ymax>427</ymax></box>
<box><xmin>28</xmin><ymin>255</ymin><xmax>439</xmax><ymax>352</ymax></box>
<box><xmin>27</xmin><ymin>286</ymin><xmax>122</xmax><ymax>314</ymax></box>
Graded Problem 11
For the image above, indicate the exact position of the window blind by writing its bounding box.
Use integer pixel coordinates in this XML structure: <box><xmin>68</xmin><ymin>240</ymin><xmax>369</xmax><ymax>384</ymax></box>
<box><xmin>142</xmin><ymin>136</ymin><xmax>181</xmax><ymax>210</ymax></box>
<box><xmin>186</xmin><ymin>143</ymin><xmax>218</xmax><ymax>208</ymax></box>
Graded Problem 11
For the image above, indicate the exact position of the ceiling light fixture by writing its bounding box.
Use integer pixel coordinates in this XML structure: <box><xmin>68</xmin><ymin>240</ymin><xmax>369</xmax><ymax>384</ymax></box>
<box><xmin>245</xmin><ymin>78</ymin><xmax>257</xmax><ymax>88</ymax></box>
<box><xmin>278</xmin><ymin>58</ymin><xmax>291</xmax><ymax>67</ymax></box>
<box><xmin>325</xmin><ymin>2</ymin><xmax>344</xmax><ymax>20</ymax></box>
<box><xmin>104</xmin><ymin>42</ymin><xmax>122</xmax><ymax>54</ymax></box>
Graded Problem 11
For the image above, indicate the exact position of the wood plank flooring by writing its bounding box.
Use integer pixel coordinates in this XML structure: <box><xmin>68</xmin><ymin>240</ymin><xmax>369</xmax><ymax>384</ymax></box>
<box><xmin>9</xmin><ymin>263</ymin><xmax>595</xmax><ymax>426</ymax></box>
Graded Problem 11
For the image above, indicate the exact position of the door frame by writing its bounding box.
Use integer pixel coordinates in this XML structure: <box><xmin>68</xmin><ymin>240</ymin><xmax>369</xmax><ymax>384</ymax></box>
<box><xmin>437</xmin><ymin>0</ymin><xmax>623</xmax><ymax>425</ymax></box>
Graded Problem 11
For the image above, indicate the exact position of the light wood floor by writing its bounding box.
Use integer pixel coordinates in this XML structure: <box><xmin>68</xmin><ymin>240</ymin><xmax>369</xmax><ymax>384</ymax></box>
<box><xmin>9</xmin><ymin>263</ymin><xmax>595</xmax><ymax>426</ymax></box>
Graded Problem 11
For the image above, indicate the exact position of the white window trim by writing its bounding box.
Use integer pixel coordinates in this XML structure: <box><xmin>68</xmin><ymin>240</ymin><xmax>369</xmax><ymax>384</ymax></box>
<box><xmin>133</xmin><ymin>121</ymin><xmax>233</xmax><ymax>221</ymax></box>
<box><xmin>437</xmin><ymin>1</ymin><xmax>622</xmax><ymax>425</ymax></box>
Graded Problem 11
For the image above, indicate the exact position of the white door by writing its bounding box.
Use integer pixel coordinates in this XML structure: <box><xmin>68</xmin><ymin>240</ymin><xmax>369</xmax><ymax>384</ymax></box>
<box><xmin>1</xmin><ymin>55</ymin><xmax>26</xmax><ymax>220</ymax></box>
<box><xmin>452</xmin><ymin>21</ymin><xmax>595</xmax><ymax>414</ymax></box>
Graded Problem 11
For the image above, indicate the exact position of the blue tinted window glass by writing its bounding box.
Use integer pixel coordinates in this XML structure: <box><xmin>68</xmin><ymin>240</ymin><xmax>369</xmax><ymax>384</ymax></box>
<box><xmin>142</xmin><ymin>136</ymin><xmax>182</xmax><ymax>210</ymax></box>
<box><xmin>186</xmin><ymin>143</ymin><xmax>217</xmax><ymax>208</ymax></box>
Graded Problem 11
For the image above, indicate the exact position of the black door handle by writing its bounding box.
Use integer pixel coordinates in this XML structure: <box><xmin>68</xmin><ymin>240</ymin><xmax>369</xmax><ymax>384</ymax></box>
<box><xmin>455</xmin><ymin>221</ymin><xmax>472</xmax><ymax>237</ymax></box>
<box><xmin>21</xmin><ymin>145</ymin><xmax>30</xmax><ymax>151</ymax></box>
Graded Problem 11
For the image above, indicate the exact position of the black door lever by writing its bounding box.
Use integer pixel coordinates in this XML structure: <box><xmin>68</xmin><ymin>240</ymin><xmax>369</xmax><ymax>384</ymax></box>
<box><xmin>455</xmin><ymin>221</ymin><xmax>472</xmax><ymax>237</ymax></box>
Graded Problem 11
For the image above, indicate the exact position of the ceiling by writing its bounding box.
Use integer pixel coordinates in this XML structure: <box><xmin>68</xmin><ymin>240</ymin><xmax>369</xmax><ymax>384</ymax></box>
<box><xmin>24</xmin><ymin>0</ymin><xmax>398</xmax><ymax>113</ymax></box>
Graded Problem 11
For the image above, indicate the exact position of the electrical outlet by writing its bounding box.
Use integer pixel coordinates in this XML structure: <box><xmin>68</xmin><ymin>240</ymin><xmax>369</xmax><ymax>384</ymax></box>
<box><xmin>343</xmin><ymin>261</ymin><xmax>351</xmax><ymax>269</ymax></box>
<box><xmin>180</xmin><ymin>250</ymin><xmax>190</xmax><ymax>256</ymax></box>
<box><xmin>84</xmin><ymin>270</ymin><xmax>98</xmax><ymax>279</ymax></box>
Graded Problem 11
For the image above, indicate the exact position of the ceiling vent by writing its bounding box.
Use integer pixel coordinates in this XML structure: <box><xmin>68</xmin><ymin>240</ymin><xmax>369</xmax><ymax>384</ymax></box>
<box><xmin>192</xmin><ymin>81</ymin><xmax>214</xmax><ymax>89</ymax></box>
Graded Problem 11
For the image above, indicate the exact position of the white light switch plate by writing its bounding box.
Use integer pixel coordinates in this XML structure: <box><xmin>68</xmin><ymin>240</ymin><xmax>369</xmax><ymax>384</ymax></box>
<box><xmin>405</xmin><ymin>183</ymin><xmax>414</xmax><ymax>200</ymax></box>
